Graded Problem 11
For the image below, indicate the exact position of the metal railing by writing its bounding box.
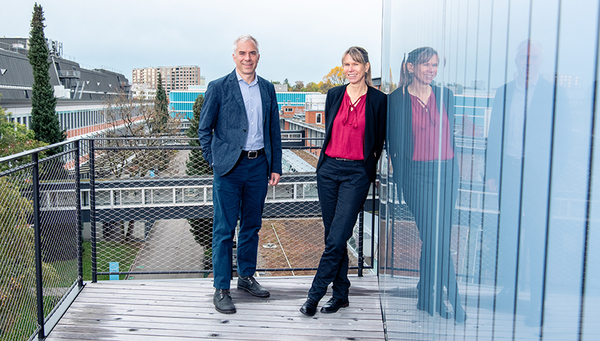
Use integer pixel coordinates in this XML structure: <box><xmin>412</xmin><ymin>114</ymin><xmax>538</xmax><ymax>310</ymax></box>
<box><xmin>86</xmin><ymin>137</ymin><xmax>375</xmax><ymax>280</ymax></box>
<box><xmin>0</xmin><ymin>136</ymin><xmax>377</xmax><ymax>340</ymax></box>
<box><xmin>0</xmin><ymin>140</ymin><xmax>82</xmax><ymax>341</ymax></box>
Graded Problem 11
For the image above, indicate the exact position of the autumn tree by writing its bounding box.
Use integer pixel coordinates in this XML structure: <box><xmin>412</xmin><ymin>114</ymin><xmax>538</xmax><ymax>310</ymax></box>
<box><xmin>323</xmin><ymin>66</ymin><xmax>347</xmax><ymax>86</ymax></box>
<box><xmin>304</xmin><ymin>82</ymin><xmax>319</xmax><ymax>92</ymax></box>
<box><xmin>318</xmin><ymin>81</ymin><xmax>334</xmax><ymax>94</ymax></box>
<box><xmin>28</xmin><ymin>3</ymin><xmax>65</xmax><ymax>155</ymax></box>
<box><xmin>185</xmin><ymin>94</ymin><xmax>213</xmax><ymax>271</ymax></box>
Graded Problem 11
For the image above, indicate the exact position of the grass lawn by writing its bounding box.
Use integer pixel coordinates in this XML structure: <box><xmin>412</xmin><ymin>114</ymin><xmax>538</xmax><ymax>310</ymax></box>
<box><xmin>81</xmin><ymin>240</ymin><xmax>143</xmax><ymax>281</ymax></box>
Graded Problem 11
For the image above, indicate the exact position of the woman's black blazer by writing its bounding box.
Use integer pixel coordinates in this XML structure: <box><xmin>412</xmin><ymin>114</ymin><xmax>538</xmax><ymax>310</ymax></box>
<box><xmin>315</xmin><ymin>84</ymin><xmax>387</xmax><ymax>182</ymax></box>
<box><xmin>388</xmin><ymin>85</ymin><xmax>456</xmax><ymax>185</ymax></box>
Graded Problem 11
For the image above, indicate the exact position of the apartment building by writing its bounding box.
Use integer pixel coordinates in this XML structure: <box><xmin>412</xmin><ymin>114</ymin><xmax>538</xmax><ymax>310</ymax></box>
<box><xmin>132</xmin><ymin>66</ymin><xmax>204</xmax><ymax>96</ymax></box>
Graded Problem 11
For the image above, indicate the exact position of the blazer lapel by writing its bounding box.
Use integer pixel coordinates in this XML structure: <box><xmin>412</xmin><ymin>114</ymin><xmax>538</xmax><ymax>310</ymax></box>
<box><xmin>258</xmin><ymin>78</ymin><xmax>269</xmax><ymax>125</ymax></box>
<box><xmin>327</xmin><ymin>85</ymin><xmax>346</xmax><ymax>132</ymax></box>
<box><xmin>228</xmin><ymin>70</ymin><xmax>246</xmax><ymax>118</ymax></box>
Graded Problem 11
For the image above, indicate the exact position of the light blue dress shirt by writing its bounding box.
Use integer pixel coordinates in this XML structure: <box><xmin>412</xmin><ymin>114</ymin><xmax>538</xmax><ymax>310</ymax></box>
<box><xmin>236</xmin><ymin>71</ymin><xmax>264</xmax><ymax>151</ymax></box>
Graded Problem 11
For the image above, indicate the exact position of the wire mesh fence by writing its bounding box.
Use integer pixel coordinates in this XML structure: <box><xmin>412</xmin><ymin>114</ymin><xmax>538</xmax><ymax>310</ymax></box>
<box><xmin>382</xmin><ymin>146</ymin><xmax>502</xmax><ymax>285</ymax></box>
<box><xmin>0</xmin><ymin>141</ymin><xmax>81</xmax><ymax>341</ymax></box>
<box><xmin>87</xmin><ymin>138</ymin><xmax>374</xmax><ymax>281</ymax></box>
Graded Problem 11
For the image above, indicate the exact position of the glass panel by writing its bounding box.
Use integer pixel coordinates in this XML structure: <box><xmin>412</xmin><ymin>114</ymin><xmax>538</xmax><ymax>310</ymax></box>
<box><xmin>274</xmin><ymin>184</ymin><xmax>294</xmax><ymax>200</ymax></box>
<box><xmin>97</xmin><ymin>190</ymin><xmax>111</xmax><ymax>206</ymax></box>
<box><xmin>121</xmin><ymin>189</ymin><xmax>142</xmax><ymax>206</ymax></box>
<box><xmin>206</xmin><ymin>187</ymin><xmax>213</xmax><ymax>203</ymax></box>
<box><xmin>302</xmin><ymin>183</ymin><xmax>318</xmax><ymax>199</ymax></box>
<box><xmin>184</xmin><ymin>187</ymin><xmax>204</xmax><ymax>203</ymax></box>
<box><xmin>381</xmin><ymin>0</ymin><xmax>598</xmax><ymax>339</ymax></box>
<box><xmin>152</xmin><ymin>188</ymin><xmax>173</xmax><ymax>204</ymax></box>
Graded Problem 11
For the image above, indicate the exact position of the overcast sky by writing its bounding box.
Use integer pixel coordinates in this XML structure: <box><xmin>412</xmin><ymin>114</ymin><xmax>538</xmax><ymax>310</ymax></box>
<box><xmin>1</xmin><ymin>0</ymin><xmax>382</xmax><ymax>85</ymax></box>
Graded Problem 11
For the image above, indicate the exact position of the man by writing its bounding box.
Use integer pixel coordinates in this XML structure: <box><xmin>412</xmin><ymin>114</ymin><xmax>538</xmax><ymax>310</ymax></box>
<box><xmin>485</xmin><ymin>40</ymin><xmax>569</xmax><ymax>327</ymax></box>
<box><xmin>198</xmin><ymin>34</ymin><xmax>282</xmax><ymax>314</ymax></box>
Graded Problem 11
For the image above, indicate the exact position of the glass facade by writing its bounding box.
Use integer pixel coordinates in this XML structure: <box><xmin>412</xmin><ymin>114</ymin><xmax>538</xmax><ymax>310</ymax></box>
<box><xmin>380</xmin><ymin>0</ymin><xmax>599</xmax><ymax>339</ymax></box>
<box><xmin>169</xmin><ymin>90</ymin><xmax>320</xmax><ymax>120</ymax></box>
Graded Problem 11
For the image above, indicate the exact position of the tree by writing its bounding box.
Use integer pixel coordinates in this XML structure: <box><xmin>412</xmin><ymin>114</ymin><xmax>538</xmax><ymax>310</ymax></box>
<box><xmin>323</xmin><ymin>66</ymin><xmax>347</xmax><ymax>86</ymax></box>
<box><xmin>0</xmin><ymin>102</ymin><xmax>47</xmax><ymax>171</ymax></box>
<box><xmin>0</xmin><ymin>177</ymin><xmax>57</xmax><ymax>339</ymax></box>
<box><xmin>318</xmin><ymin>81</ymin><xmax>334</xmax><ymax>94</ymax></box>
<box><xmin>185</xmin><ymin>94</ymin><xmax>213</xmax><ymax>272</ymax></box>
<box><xmin>153</xmin><ymin>72</ymin><xmax>169</xmax><ymax>134</ymax></box>
<box><xmin>294</xmin><ymin>80</ymin><xmax>304</xmax><ymax>91</ymax></box>
<box><xmin>185</xmin><ymin>95</ymin><xmax>212</xmax><ymax>176</ymax></box>
<box><xmin>284</xmin><ymin>78</ymin><xmax>292</xmax><ymax>91</ymax></box>
<box><xmin>97</xmin><ymin>92</ymin><xmax>181</xmax><ymax>242</ymax></box>
<box><xmin>28</xmin><ymin>3</ymin><xmax>65</xmax><ymax>155</ymax></box>
<box><xmin>304</xmin><ymin>82</ymin><xmax>319</xmax><ymax>92</ymax></box>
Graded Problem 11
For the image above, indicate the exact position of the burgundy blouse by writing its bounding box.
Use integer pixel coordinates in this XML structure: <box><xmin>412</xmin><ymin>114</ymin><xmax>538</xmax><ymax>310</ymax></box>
<box><xmin>410</xmin><ymin>91</ymin><xmax>454</xmax><ymax>161</ymax></box>
<box><xmin>325</xmin><ymin>91</ymin><xmax>366</xmax><ymax>160</ymax></box>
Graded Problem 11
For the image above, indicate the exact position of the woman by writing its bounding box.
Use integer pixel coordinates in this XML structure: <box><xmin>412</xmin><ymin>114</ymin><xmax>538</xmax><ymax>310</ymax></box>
<box><xmin>300</xmin><ymin>47</ymin><xmax>386</xmax><ymax>316</ymax></box>
<box><xmin>388</xmin><ymin>47</ymin><xmax>466</xmax><ymax>322</ymax></box>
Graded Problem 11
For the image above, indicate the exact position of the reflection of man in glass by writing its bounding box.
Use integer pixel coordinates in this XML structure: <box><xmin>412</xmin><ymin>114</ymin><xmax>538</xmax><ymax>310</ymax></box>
<box><xmin>486</xmin><ymin>40</ymin><xmax>567</xmax><ymax>327</ymax></box>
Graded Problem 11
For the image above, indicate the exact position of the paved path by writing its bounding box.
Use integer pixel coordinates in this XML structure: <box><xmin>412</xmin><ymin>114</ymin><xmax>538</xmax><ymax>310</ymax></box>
<box><xmin>127</xmin><ymin>219</ymin><xmax>206</xmax><ymax>280</ymax></box>
<box><xmin>128</xmin><ymin>150</ymin><xmax>207</xmax><ymax>280</ymax></box>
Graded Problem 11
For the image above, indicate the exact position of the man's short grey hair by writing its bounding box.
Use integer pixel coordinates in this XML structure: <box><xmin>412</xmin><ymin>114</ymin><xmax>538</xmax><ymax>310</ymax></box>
<box><xmin>233</xmin><ymin>34</ymin><xmax>259</xmax><ymax>54</ymax></box>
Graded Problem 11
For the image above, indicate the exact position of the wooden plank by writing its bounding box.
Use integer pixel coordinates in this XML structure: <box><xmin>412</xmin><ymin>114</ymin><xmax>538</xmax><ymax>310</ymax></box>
<box><xmin>45</xmin><ymin>275</ymin><xmax>385</xmax><ymax>340</ymax></box>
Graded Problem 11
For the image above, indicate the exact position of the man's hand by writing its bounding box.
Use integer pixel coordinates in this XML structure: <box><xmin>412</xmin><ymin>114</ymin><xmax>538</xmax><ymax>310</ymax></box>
<box><xmin>269</xmin><ymin>173</ymin><xmax>281</xmax><ymax>186</ymax></box>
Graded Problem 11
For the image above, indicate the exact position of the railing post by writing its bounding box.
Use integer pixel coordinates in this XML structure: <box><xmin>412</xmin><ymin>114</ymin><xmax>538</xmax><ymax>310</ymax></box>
<box><xmin>32</xmin><ymin>152</ymin><xmax>45</xmax><ymax>339</ymax></box>
<box><xmin>75</xmin><ymin>140</ymin><xmax>83</xmax><ymax>288</ymax></box>
<box><xmin>358</xmin><ymin>207</ymin><xmax>364</xmax><ymax>277</ymax></box>
<box><xmin>90</xmin><ymin>139</ymin><xmax>97</xmax><ymax>283</ymax></box>
<box><xmin>371</xmin><ymin>180</ymin><xmax>377</xmax><ymax>272</ymax></box>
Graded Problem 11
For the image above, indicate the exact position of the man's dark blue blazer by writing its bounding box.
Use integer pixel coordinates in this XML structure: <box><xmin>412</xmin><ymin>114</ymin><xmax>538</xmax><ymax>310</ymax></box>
<box><xmin>198</xmin><ymin>69</ymin><xmax>283</xmax><ymax>177</ymax></box>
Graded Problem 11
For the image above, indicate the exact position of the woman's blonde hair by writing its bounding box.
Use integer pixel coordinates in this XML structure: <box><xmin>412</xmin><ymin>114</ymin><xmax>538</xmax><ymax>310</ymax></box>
<box><xmin>342</xmin><ymin>46</ymin><xmax>373</xmax><ymax>87</ymax></box>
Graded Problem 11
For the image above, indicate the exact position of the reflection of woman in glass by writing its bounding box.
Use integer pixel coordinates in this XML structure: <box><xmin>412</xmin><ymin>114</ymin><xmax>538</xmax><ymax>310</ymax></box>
<box><xmin>389</xmin><ymin>47</ymin><xmax>466</xmax><ymax>322</ymax></box>
<box><xmin>299</xmin><ymin>47</ymin><xmax>386</xmax><ymax>316</ymax></box>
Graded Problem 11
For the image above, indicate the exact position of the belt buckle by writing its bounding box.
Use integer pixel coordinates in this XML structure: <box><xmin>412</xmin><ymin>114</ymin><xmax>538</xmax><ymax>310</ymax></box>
<box><xmin>247</xmin><ymin>150</ymin><xmax>258</xmax><ymax>159</ymax></box>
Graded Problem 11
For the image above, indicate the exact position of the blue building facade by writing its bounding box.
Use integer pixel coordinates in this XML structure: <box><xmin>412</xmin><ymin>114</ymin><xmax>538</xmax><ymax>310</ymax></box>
<box><xmin>169</xmin><ymin>90</ymin><xmax>319</xmax><ymax>120</ymax></box>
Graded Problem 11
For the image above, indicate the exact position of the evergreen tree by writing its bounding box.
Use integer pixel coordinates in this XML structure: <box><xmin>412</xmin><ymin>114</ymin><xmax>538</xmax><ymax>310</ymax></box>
<box><xmin>185</xmin><ymin>94</ymin><xmax>213</xmax><ymax>270</ymax></box>
<box><xmin>153</xmin><ymin>72</ymin><xmax>169</xmax><ymax>134</ymax></box>
<box><xmin>28</xmin><ymin>3</ymin><xmax>65</xmax><ymax>154</ymax></box>
<box><xmin>185</xmin><ymin>95</ymin><xmax>212</xmax><ymax>176</ymax></box>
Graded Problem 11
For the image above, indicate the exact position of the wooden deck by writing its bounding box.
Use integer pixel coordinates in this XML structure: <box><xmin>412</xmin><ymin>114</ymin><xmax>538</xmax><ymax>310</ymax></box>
<box><xmin>45</xmin><ymin>275</ymin><xmax>384</xmax><ymax>341</ymax></box>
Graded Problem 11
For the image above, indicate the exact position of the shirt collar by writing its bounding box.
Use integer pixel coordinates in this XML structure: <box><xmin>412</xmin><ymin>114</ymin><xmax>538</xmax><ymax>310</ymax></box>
<box><xmin>235</xmin><ymin>70</ymin><xmax>258</xmax><ymax>86</ymax></box>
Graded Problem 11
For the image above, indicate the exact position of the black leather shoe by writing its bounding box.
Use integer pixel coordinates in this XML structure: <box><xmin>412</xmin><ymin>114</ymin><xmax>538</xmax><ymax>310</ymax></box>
<box><xmin>214</xmin><ymin>289</ymin><xmax>236</xmax><ymax>314</ymax></box>
<box><xmin>300</xmin><ymin>298</ymin><xmax>319</xmax><ymax>316</ymax></box>
<box><xmin>320</xmin><ymin>297</ymin><xmax>349</xmax><ymax>314</ymax></box>
<box><xmin>237</xmin><ymin>276</ymin><xmax>270</xmax><ymax>297</ymax></box>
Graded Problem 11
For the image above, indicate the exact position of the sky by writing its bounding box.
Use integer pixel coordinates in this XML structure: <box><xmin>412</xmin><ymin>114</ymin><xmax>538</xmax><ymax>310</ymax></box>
<box><xmin>1</xmin><ymin>0</ymin><xmax>383</xmax><ymax>85</ymax></box>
